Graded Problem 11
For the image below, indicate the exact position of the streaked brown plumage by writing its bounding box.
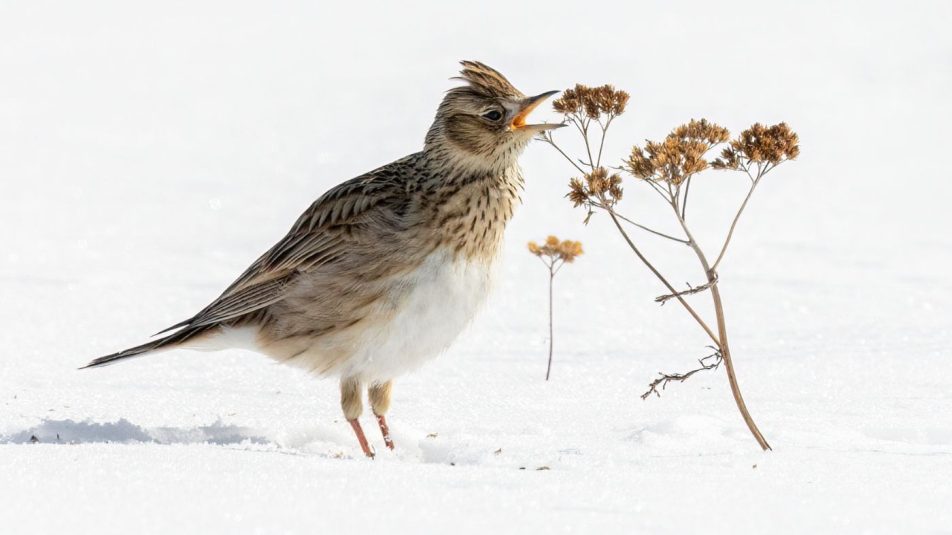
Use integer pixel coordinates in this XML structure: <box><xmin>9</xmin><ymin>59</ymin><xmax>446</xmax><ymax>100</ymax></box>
<box><xmin>85</xmin><ymin>61</ymin><xmax>561</xmax><ymax>457</ymax></box>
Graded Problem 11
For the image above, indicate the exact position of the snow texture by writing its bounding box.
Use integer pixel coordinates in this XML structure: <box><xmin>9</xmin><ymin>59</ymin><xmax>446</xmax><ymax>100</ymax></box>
<box><xmin>1</xmin><ymin>1</ymin><xmax>951</xmax><ymax>533</ymax></box>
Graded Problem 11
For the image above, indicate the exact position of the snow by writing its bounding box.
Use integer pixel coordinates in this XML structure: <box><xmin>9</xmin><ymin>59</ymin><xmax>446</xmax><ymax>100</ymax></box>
<box><xmin>2</xmin><ymin>1</ymin><xmax>951</xmax><ymax>533</ymax></box>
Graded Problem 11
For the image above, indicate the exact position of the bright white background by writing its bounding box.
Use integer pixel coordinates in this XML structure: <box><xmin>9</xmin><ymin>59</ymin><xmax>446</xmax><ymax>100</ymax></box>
<box><xmin>1</xmin><ymin>1</ymin><xmax>950</xmax><ymax>533</ymax></box>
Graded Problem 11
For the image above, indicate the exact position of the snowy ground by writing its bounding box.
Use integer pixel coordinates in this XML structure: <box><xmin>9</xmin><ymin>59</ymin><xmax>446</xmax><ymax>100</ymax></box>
<box><xmin>2</xmin><ymin>1</ymin><xmax>951</xmax><ymax>533</ymax></box>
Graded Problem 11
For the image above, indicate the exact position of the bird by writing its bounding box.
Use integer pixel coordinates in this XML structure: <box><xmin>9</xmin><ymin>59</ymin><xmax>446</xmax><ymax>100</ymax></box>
<box><xmin>84</xmin><ymin>60</ymin><xmax>562</xmax><ymax>458</ymax></box>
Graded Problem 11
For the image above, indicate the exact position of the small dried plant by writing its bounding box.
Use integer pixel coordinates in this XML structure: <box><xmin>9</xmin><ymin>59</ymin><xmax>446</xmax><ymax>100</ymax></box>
<box><xmin>539</xmin><ymin>84</ymin><xmax>799</xmax><ymax>451</ymax></box>
<box><xmin>528</xmin><ymin>236</ymin><xmax>583</xmax><ymax>381</ymax></box>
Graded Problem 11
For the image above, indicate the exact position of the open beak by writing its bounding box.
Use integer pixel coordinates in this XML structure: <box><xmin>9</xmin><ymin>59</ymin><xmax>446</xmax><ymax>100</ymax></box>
<box><xmin>510</xmin><ymin>90</ymin><xmax>564</xmax><ymax>132</ymax></box>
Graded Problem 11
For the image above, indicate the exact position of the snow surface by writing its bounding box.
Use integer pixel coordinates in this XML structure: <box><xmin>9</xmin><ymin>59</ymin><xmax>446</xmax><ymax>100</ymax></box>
<box><xmin>2</xmin><ymin>1</ymin><xmax>951</xmax><ymax>533</ymax></box>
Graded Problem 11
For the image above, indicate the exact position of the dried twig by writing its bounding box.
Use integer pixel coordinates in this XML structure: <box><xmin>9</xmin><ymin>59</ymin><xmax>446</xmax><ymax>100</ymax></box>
<box><xmin>711</xmin><ymin>165</ymin><xmax>761</xmax><ymax>271</ymax></box>
<box><xmin>654</xmin><ymin>275</ymin><xmax>718</xmax><ymax>305</ymax></box>
<box><xmin>641</xmin><ymin>349</ymin><xmax>723</xmax><ymax>400</ymax></box>
<box><xmin>608</xmin><ymin>210</ymin><xmax>690</xmax><ymax>245</ymax></box>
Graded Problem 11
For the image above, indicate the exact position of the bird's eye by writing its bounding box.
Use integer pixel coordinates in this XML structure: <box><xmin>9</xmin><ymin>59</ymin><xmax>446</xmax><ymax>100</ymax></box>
<box><xmin>483</xmin><ymin>110</ymin><xmax>503</xmax><ymax>121</ymax></box>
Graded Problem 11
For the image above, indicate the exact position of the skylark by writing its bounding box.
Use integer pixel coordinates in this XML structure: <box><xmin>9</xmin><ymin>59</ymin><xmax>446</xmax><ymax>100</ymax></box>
<box><xmin>85</xmin><ymin>61</ymin><xmax>561</xmax><ymax>457</ymax></box>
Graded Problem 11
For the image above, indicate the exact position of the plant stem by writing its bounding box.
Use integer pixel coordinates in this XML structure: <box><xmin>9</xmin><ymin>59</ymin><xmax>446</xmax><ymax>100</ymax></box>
<box><xmin>608</xmin><ymin>210</ymin><xmax>690</xmax><ymax>245</ymax></box>
<box><xmin>545</xmin><ymin>268</ymin><xmax>555</xmax><ymax>381</ymax></box>
<box><xmin>708</xmin><ymin>279</ymin><xmax>771</xmax><ymax>450</ymax></box>
<box><xmin>605</xmin><ymin>208</ymin><xmax>720</xmax><ymax>345</ymax></box>
<box><xmin>668</xmin><ymin>201</ymin><xmax>771</xmax><ymax>451</ymax></box>
<box><xmin>580</xmin><ymin>118</ymin><xmax>596</xmax><ymax>171</ymax></box>
<box><xmin>541</xmin><ymin>135</ymin><xmax>586</xmax><ymax>175</ymax></box>
<box><xmin>595</xmin><ymin>115</ymin><xmax>613</xmax><ymax>168</ymax></box>
<box><xmin>681</xmin><ymin>175</ymin><xmax>693</xmax><ymax>219</ymax></box>
<box><xmin>711</xmin><ymin>172</ymin><xmax>760</xmax><ymax>271</ymax></box>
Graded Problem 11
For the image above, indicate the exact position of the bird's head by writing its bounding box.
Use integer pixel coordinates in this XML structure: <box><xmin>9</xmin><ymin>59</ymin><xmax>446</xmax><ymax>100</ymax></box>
<box><xmin>424</xmin><ymin>61</ymin><xmax>562</xmax><ymax>172</ymax></box>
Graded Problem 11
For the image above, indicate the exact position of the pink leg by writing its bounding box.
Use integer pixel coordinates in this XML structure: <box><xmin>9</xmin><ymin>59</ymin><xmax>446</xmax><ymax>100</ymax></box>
<box><xmin>349</xmin><ymin>419</ymin><xmax>375</xmax><ymax>458</ymax></box>
<box><xmin>375</xmin><ymin>413</ymin><xmax>395</xmax><ymax>450</ymax></box>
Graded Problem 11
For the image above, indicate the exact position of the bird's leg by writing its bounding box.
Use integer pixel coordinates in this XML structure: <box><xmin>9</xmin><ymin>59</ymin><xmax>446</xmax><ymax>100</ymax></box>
<box><xmin>369</xmin><ymin>380</ymin><xmax>394</xmax><ymax>450</ymax></box>
<box><xmin>340</xmin><ymin>377</ymin><xmax>374</xmax><ymax>458</ymax></box>
<box><xmin>348</xmin><ymin>419</ymin><xmax>373</xmax><ymax>458</ymax></box>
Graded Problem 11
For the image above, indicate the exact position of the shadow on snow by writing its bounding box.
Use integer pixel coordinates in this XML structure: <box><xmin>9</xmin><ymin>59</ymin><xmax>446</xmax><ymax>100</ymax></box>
<box><xmin>0</xmin><ymin>418</ymin><xmax>269</xmax><ymax>446</ymax></box>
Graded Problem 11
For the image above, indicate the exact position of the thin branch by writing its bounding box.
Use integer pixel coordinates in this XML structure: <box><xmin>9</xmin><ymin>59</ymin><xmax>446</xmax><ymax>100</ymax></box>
<box><xmin>569</xmin><ymin>116</ymin><xmax>586</xmax><ymax>140</ymax></box>
<box><xmin>711</xmin><ymin>172</ymin><xmax>761</xmax><ymax>271</ymax></box>
<box><xmin>580</xmin><ymin>119</ymin><xmax>596</xmax><ymax>172</ymax></box>
<box><xmin>604</xmin><ymin>207</ymin><xmax>720</xmax><ymax>345</ymax></box>
<box><xmin>740</xmin><ymin>161</ymin><xmax>757</xmax><ymax>183</ymax></box>
<box><xmin>595</xmin><ymin>115</ymin><xmax>614</xmax><ymax>168</ymax></box>
<box><xmin>641</xmin><ymin>349</ymin><xmax>723</xmax><ymax>400</ymax></box>
<box><xmin>545</xmin><ymin>266</ymin><xmax>555</xmax><ymax>381</ymax></box>
<box><xmin>641</xmin><ymin>178</ymin><xmax>674</xmax><ymax>204</ymax></box>
<box><xmin>709</xmin><ymin>159</ymin><xmax>787</xmax><ymax>271</ymax></box>
<box><xmin>596</xmin><ymin>208</ymin><xmax>689</xmax><ymax>245</ymax></box>
<box><xmin>666</xmin><ymin>192</ymin><xmax>714</xmax><ymax>274</ymax></box>
<box><xmin>655</xmin><ymin>274</ymin><xmax>718</xmax><ymax>304</ymax></box>
<box><xmin>540</xmin><ymin>135</ymin><xmax>587</xmax><ymax>175</ymax></box>
<box><xmin>681</xmin><ymin>175</ymin><xmax>693</xmax><ymax>219</ymax></box>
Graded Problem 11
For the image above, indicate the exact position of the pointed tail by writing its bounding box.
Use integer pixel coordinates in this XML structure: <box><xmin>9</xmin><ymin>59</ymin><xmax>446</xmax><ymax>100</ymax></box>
<box><xmin>81</xmin><ymin>327</ymin><xmax>207</xmax><ymax>369</ymax></box>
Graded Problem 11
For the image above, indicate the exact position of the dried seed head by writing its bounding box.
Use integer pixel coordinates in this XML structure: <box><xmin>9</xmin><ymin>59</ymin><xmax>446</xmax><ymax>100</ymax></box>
<box><xmin>625</xmin><ymin>119</ymin><xmax>730</xmax><ymax>185</ymax></box>
<box><xmin>671</xmin><ymin>119</ymin><xmax>730</xmax><ymax>145</ymax></box>
<box><xmin>552</xmin><ymin>85</ymin><xmax>583</xmax><ymax>116</ymax></box>
<box><xmin>565</xmin><ymin>167</ymin><xmax>623</xmax><ymax>209</ymax></box>
<box><xmin>527</xmin><ymin>235</ymin><xmax>584</xmax><ymax>264</ymax></box>
<box><xmin>586</xmin><ymin>167</ymin><xmax>610</xmax><ymax>195</ymax></box>
<box><xmin>713</xmin><ymin>122</ymin><xmax>799</xmax><ymax>169</ymax></box>
<box><xmin>608</xmin><ymin>173</ymin><xmax>624</xmax><ymax>201</ymax></box>
<box><xmin>567</xmin><ymin>177</ymin><xmax>588</xmax><ymax>207</ymax></box>
<box><xmin>557</xmin><ymin>239</ymin><xmax>584</xmax><ymax>263</ymax></box>
<box><xmin>552</xmin><ymin>84</ymin><xmax>630</xmax><ymax>120</ymax></box>
<box><xmin>711</xmin><ymin>146</ymin><xmax>740</xmax><ymax>170</ymax></box>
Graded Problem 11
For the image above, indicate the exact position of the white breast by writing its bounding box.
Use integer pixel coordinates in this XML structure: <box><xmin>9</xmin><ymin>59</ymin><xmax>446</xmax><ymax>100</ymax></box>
<box><xmin>339</xmin><ymin>249</ymin><xmax>495</xmax><ymax>383</ymax></box>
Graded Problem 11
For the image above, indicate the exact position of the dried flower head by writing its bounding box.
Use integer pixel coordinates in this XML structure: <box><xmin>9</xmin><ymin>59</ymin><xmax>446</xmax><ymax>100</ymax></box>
<box><xmin>530</xmin><ymin>235</ymin><xmax>584</xmax><ymax>382</ymax></box>
<box><xmin>568</xmin><ymin>177</ymin><xmax>588</xmax><ymax>207</ymax></box>
<box><xmin>626</xmin><ymin>119</ymin><xmax>730</xmax><ymax>185</ymax></box>
<box><xmin>553</xmin><ymin>84</ymin><xmax>629</xmax><ymax>120</ymax></box>
<box><xmin>671</xmin><ymin>119</ymin><xmax>730</xmax><ymax>145</ymax></box>
<box><xmin>566</xmin><ymin>167</ymin><xmax>624</xmax><ymax>209</ymax></box>
<box><xmin>528</xmin><ymin>235</ymin><xmax>584</xmax><ymax>264</ymax></box>
<box><xmin>712</xmin><ymin>122</ymin><xmax>799</xmax><ymax>170</ymax></box>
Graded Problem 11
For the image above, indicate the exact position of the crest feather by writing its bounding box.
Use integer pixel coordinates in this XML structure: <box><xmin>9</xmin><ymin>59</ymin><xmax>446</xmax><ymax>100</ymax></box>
<box><xmin>452</xmin><ymin>60</ymin><xmax>524</xmax><ymax>98</ymax></box>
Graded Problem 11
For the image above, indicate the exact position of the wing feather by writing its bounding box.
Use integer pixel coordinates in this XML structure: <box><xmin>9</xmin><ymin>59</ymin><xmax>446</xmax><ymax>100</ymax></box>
<box><xmin>155</xmin><ymin>155</ymin><xmax>415</xmax><ymax>335</ymax></box>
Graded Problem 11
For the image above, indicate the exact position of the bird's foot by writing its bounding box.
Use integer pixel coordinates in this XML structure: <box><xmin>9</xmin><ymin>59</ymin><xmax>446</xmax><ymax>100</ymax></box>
<box><xmin>375</xmin><ymin>413</ymin><xmax>395</xmax><ymax>450</ymax></box>
<box><xmin>348</xmin><ymin>418</ymin><xmax>375</xmax><ymax>458</ymax></box>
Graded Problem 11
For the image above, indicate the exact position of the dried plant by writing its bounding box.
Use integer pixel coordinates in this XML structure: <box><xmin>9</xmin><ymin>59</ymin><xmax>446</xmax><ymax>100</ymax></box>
<box><xmin>528</xmin><ymin>236</ymin><xmax>583</xmax><ymax>381</ymax></box>
<box><xmin>540</xmin><ymin>84</ymin><xmax>799</xmax><ymax>451</ymax></box>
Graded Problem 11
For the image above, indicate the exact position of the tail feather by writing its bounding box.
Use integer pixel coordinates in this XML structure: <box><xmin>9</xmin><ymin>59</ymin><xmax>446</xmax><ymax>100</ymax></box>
<box><xmin>82</xmin><ymin>327</ymin><xmax>207</xmax><ymax>369</ymax></box>
<box><xmin>151</xmin><ymin>318</ymin><xmax>193</xmax><ymax>337</ymax></box>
